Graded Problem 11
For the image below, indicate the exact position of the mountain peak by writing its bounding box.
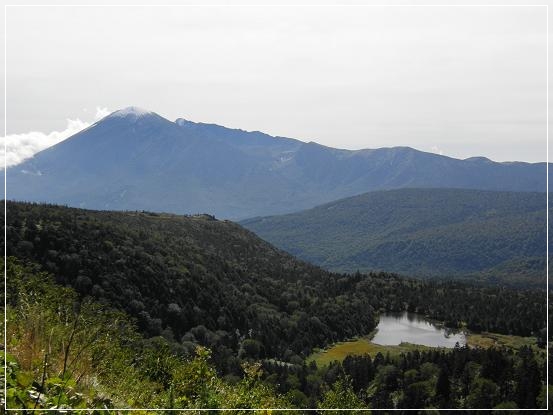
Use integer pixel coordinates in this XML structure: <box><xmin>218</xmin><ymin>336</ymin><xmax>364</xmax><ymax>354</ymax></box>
<box><xmin>465</xmin><ymin>156</ymin><xmax>492</xmax><ymax>163</ymax></box>
<box><xmin>175</xmin><ymin>118</ymin><xmax>195</xmax><ymax>127</ymax></box>
<box><xmin>107</xmin><ymin>106</ymin><xmax>154</xmax><ymax>120</ymax></box>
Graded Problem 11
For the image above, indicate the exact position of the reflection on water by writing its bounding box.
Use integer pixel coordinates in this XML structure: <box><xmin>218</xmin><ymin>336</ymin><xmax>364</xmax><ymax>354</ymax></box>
<box><xmin>371</xmin><ymin>312</ymin><xmax>466</xmax><ymax>348</ymax></box>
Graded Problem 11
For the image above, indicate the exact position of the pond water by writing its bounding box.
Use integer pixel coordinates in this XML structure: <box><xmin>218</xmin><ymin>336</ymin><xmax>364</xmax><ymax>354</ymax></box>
<box><xmin>371</xmin><ymin>312</ymin><xmax>466</xmax><ymax>348</ymax></box>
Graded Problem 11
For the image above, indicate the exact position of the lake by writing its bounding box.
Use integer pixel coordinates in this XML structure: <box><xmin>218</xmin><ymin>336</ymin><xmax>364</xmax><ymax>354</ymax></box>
<box><xmin>371</xmin><ymin>312</ymin><xmax>466</xmax><ymax>348</ymax></box>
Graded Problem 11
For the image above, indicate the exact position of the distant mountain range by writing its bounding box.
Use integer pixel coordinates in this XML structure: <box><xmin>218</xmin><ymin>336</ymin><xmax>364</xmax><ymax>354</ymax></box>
<box><xmin>7</xmin><ymin>107</ymin><xmax>548</xmax><ymax>219</ymax></box>
<box><xmin>241</xmin><ymin>188</ymin><xmax>547</xmax><ymax>288</ymax></box>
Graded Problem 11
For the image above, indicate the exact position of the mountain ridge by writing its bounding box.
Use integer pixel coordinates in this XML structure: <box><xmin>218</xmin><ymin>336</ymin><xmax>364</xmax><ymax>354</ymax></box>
<box><xmin>241</xmin><ymin>187</ymin><xmax>547</xmax><ymax>288</ymax></box>
<box><xmin>7</xmin><ymin>107</ymin><xmax>549</xmax><ymax>219</ymax></box>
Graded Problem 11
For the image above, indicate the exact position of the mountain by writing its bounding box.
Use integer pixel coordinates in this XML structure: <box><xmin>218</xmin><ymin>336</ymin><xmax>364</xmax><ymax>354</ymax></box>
<box><xmin>6</xmin><ymin>107</ymin><xmax>548</xmax><ymax>219</ymax></box>
<box><xmin>241</xmin><ymin>188</ymin><xmax>547</xmax><ymax>288</ymax></box>
<box><xmin>5</xmin><ymin>200</ymin><xmax>375</xmax><ymax>360</ymax></box>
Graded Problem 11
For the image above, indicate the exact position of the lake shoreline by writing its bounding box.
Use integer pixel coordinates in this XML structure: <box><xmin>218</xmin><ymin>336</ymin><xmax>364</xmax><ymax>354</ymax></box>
<box><xmin>371</xmin><ymin>311</ymin><xmax>467</xmax><ymax>348</ymax></box>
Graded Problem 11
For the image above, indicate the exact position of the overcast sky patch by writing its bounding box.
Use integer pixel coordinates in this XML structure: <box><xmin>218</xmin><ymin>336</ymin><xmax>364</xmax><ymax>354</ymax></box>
<box><xmin>4</xmin><ymin>5</ymin><xmax>548</xmax><ymax>162</ymax></box>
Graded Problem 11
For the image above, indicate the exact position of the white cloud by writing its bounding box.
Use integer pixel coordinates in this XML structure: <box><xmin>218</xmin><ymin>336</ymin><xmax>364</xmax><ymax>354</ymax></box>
<box><xmin>430</xmin><ymin>145</ymin><xmax>444</xmax><ymax>156</ymax></box>
<box><xmin>4</xmin><ymin>6</ymin><xmax>547</xmax><ymax>162</ymax></box>
<box><xmin>94</xmin><ymin>106</ymin><xmax>110</xmax><ymax>120</ymax></box>
<box><xmin>1</xmin><ymin>107</ymin><xmax>109</xmax><ymax>168</ymax></box>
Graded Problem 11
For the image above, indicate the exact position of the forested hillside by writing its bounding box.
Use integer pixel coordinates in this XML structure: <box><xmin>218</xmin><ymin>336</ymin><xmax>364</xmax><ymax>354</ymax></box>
<box><xmin>3</xmin><ymin>258</ymin><xmax>548</xmax><ymax>410</ymax></box>
<box><xmin>6</xmin><ymin>202</ymin><xmax>377</xmax><ymax>364</ymax></box>
<box><xmin>6</xmin><ymin>202</ymin><xmax>545</xmax><ymax>354</ymax></box>
<box><xmin>242</xmin><ymin>188</ymin><xmax>547</xmax><ymax>288</ymax></box>
<box><xmin>2</xmin><ymin>258</ymin><xmax>291</xmax><ymax>410</ymax></box>
<box><xmin>3</xmin><ymin>201</ymin><xmax>549</xmax><ymax>409</ymax></box>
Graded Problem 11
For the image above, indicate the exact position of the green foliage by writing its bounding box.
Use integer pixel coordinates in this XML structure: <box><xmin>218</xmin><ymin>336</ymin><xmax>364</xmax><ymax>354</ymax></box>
<box><xmin>2</xmin><ymin>201</ymin><xmax>548</xmax><ymax>410</ymax></box>
<box><xmin>467</xmin><ymin>377</ymin><xmax>500</xmax><ymax>408</ymax></box>
<box><xmin>3</xmin><ymin>351</ymin><xmax>40</xmax><ymax>409</ymax></box>
<box><xmin>5</xmin><ymin>200</ymin><xmax>545</xmax><ymax>365</ymax></box>
<box><xmin>171</xmin><ymin>346</ymin><xmax>219</xmax><ymax>408</ymax></box>
<box><xmin>5</xmin><ymin>201</ymin><xmax>377</xmax><ymax>362</ymax></box>
<box><xmin>217</xmin><ymin>362</ymin><xmax>290</xmax><ymax>410</ymax></box>
<box><xmin>1</xmin><ymin>258</ymin><xmax>290</xmax><ymax>410</ymax></box>
<box><xmin>354</xmin><ymin>273</ymin><xmax>545</xmax><ymax>337</ymax></box>
<box><xmin>263</xmin><ymin>340</ymin><xmax>547</xmax><ymax>410</ymax></box>
<box><xmin>319</xmin><ymin>376</ymin><xmax>364</xmax><ymax>413</ymax></box>
<box><xmin>242</xmin><ymin>188</ymin><xmax>547</xmax><ymax>288</ymax></box>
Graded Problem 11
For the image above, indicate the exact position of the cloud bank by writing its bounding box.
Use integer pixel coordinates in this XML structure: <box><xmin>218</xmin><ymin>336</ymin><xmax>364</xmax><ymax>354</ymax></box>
<box><xmin>1</xmin><ymin>107</ymin><xmax>110</xmax><ymax>168</ymax></box>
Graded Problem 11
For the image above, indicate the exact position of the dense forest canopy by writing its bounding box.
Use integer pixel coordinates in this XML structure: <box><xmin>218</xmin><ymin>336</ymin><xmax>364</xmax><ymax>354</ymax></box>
<box><xmin>2</xmin><ymin>201</ymin><xmax>549</xmax><ymax>410</ymax></box>
<box><xmin>242</xmin><ymin>188</ymin><xmax>548</xmax><ymax>288</ymax></box>
<box><xmin>2</xmin><ymin>258</ymin><xmax>549</xmax><ymax>410</ymax></box>
<box><xmin>2</xmin><ymin>258</ymin><xmax>292</xmax><ymax>410</ymax></box>
<box><xmin>5</xmin><ymin>202</ymin><xmax>546</xmax><ymax>356</ymax></box>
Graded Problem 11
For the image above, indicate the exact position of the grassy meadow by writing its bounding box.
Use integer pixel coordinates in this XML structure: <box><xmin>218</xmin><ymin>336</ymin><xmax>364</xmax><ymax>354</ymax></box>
<box><xmin>308</xmin><ymin>331</ymin><xmax>539</xmax><ymax>367</ymax></box>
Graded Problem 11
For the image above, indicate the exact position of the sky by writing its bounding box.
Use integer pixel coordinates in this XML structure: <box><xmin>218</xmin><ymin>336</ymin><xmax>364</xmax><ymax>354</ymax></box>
<box><xmin>1</xmin><ymin>0</ymin><xmax>550</xmax><ymax>165</ymax></box>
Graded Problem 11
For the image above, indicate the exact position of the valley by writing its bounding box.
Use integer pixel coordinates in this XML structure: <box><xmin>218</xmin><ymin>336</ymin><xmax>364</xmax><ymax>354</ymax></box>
<box><xmin>3</xmin><ymin>109</ymin><xmax>550</xmax><ymax>411</ymax></box>
<box><xmin>242</xmin><ymin>187</ymin><xmax>548</xmax><ymax>288</ymax></box>
<box><xmin>309</xmin><ymin>313</ymin><xmax>541</xmax><ymax>367</ymax></box>
<box><xmin>3</xmin><ymin>200</ymin><xmax>549</xmax><ymax>410</ymax></box>
<box><xmin>5</xmin><ymin>0</ymin><xmax>551</xmax><ymax>408</ymax></box>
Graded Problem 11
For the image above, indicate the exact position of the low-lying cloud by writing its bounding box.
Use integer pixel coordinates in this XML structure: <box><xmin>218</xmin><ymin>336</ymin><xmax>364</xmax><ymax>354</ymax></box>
<box><xmin>1</xmin><ymin>107</ymin><xmax>110</xmax><ymax>168</ymax></box>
